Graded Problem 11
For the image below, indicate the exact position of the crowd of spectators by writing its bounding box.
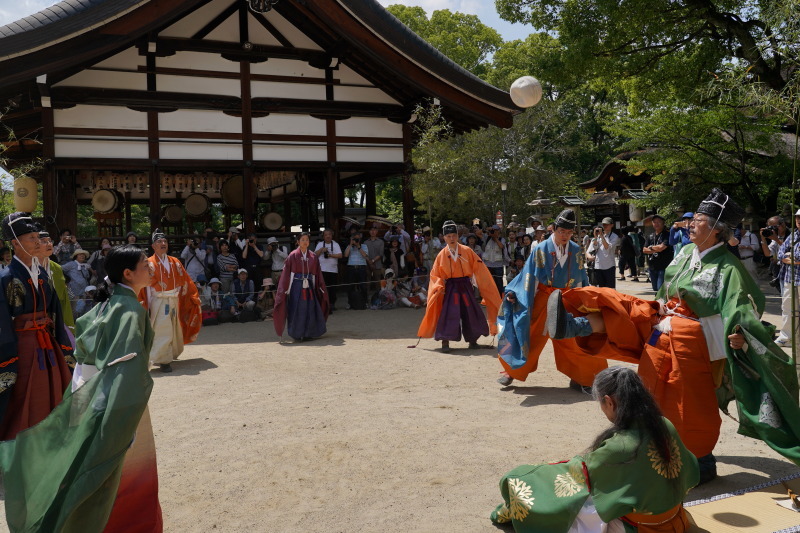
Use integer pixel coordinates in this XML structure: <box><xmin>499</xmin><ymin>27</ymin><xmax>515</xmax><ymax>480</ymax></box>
<box><xmin>3</xmin><ymin>209</ymin><xmax>794</xmax><ymax>334</ymax></box>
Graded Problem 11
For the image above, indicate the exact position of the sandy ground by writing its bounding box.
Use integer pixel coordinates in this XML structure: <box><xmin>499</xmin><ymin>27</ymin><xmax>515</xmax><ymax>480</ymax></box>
<box><xmin>4</xmin><ymin>278</ymin><xmax>799</xmax><ymax>532</ymax></box>
<box><xmin>141</xmin><ymin>277</ymin><xmax>800</xmax><ymax>532</ymax></box>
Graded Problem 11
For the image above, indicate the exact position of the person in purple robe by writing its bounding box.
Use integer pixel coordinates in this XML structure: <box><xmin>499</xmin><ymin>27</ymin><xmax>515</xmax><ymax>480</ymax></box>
<box><xmin>273</xmin><ymin>232</ymin><xmax>330</xmax><ymax>341</ymax></box>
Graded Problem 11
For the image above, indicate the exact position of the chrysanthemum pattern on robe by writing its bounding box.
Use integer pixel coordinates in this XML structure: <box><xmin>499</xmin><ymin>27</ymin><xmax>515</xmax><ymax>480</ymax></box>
<box><xmin>507</xmin><ymin>477</ymin><xmax>535</xmax><ymax>520</ymax></box>
<box><xmin>647</xmin><ymin>438</ymin><xmax>682</xmax><ymax>479</ymax></box>
<box><xmin>554</xmin><ymin>466</ymin><xmax>584</xmax><ymax>498</ymax></box>
<box><xmin>759</xmin><ymin>392</ymin><xmax>782</xmax><ymax>428</ymax></box>
<box><xmin>691</xmin><ymin>266</ymin><xmax>723</xmax><ymax>299</ymax></box>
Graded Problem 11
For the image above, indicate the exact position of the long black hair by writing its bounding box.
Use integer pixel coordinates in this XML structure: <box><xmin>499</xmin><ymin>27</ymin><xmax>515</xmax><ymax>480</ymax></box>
<box><xmin>590</xmin><ymin>367</ymin><xmax>672</xmax><ymax>463</ymax></box>
<box><xmin>95</xmin><ymin>244</ymin><xmax>147</xmax><ymax>303</ymax></box>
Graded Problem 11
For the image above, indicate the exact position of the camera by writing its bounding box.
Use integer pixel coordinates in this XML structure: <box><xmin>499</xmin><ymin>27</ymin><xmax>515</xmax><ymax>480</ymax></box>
<box><xmin>761</xmin><ymin>226</ymin><xmax>778</xmax><ymax>238</ymax></box>
<box><xmin>324</xmin><ymin>250</ymin><xmax>329</xmax><ymax>258</ymax></box>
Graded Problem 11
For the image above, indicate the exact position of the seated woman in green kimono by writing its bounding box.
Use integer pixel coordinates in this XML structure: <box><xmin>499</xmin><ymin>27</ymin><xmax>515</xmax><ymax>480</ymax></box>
<box><xmin>491</xmin><ymin>367</ymin><xmax>699</xmax><ymax>532</ymax></box>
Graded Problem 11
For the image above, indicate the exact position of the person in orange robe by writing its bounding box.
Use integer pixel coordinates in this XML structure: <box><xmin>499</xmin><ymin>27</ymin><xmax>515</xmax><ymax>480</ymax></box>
<box><xmin>139</xmin><ymin>230</ymin><xmax>201</xmax><ymax>373</ymax></box>
<box><xmin>417</xmin><ymin>220</ymin><xmax>501</xmax><ymax>352</ymax></box>
<box><xmin>496</xmin><ymin>209</ymin><xmax>607</xmax><ymax>389</ymax></box>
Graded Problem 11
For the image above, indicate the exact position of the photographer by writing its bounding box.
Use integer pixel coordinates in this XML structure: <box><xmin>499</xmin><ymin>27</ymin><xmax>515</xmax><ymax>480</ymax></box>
<box><xmin>264</xmin><ymin>236</ymin><xmax>288</xmax><ymax>285</ymax></box>
<box><xmin>585</xmin><ymin>217</ymin><xmax>620</xmax><ymax>288</ymax></box>
<box><xmin>738</xmin><ymin>225</ymin><xmax>760</xmax><ymax>280</ymax></box>
<box><xmin>314</xmin><ymin>229</ymin><xmax>343</xmax><ymax>311</ymax></box>
<box><xmin>642</xmin><ymin>214</ymin><xmax>673</xmax><ymax>291</ymax></box>
<box><xmin>482</xmin><ymin>224</ymin><xmax>509</xmax><ymax>296</ymax></box>
<box><xmin>383</xmin><ymin>222</ymin><xmax>411</xmax><ymax>253</ymax></box>
<box><xmin>344</xmin><ymin>232</ymin><xmax>370</xmax><ymax>310</ymax></box>
<box><xmin>669</xmin><ymin>212</ymin><xmax>693</xmax><ymax>254</ymax></box>
<box><xmin>54</xmin><ymin>228</ymin><xmax>81</xmax><ymax>265</ymax></box>
<box><xmin>241</xmin><ymin>232</ymin><xmax>265</xmax><ymax>287</ymax></box>
<box><xmin>180</xmin><ymin>236</ymin><xmax>208</xmax><ymax>282</ymax></box>
<box><xmin>760</xmin><ymin>216</ymin><xmax>788</xmax><ymax>292</ymax></box>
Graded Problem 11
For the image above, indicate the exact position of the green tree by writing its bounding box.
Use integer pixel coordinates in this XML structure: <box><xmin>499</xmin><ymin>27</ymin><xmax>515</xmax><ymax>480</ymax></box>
<box><xmin>386</xmin><ymin>5</ymin><xmax>503</xmax><ymax>77</ymax></box>
<box><xmin>495</xmin><ymin>0</ymin><xmax>797</xmax><ymax>104</ymax></box>
<box><xmin>411</xmin><ymin>99</ymin><xmax>591</xmax><ymax>225</ymax></box>
<box><xmin>607</xmin><ymin>104</ymin><xmax>792</xmax><ymax>216</ymax></box>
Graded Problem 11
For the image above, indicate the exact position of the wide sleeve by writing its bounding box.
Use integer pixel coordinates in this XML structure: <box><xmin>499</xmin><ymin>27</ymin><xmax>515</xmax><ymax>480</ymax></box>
<box><xmin>719</xmin><ymin>262</ymin><xmax>800</xmax><ymax>466</ymax></box>
<box><xmin>0</xmin><ymin>274</ymin><xmax>20</xmax><ymax>424</ymax></box>
<box><xmin>416</xmin><ymin>249</ymin><xmax>449</xmax><ymax>338</ymax></box>
<box><xmin>497</xmin><ymin>251</ymin><xmax>538</xmax><ymax>370</ymax></box>
<box><xmin>311</xmin><ymin>254</ymin><xmax>330</xmax><ymax>319</ymax></box>
<box><xmin>44</xmin><ymin>271</ymin><xmax>75</xmax><ymax>367</ymax></box>
<box><xmin>0</xmin><ymin>300</ymin><xmax>153</xmax><ymax>532</ymax></box>
<box><xmin>175</xmin><ymin>260</ymin><xmax>202</xmax><ymax>344</ymax></box>
<box><xmin>272</xmin><ymin>252</ymin><xmax>295</xmax><ymax>336</ymax></box>
<box><xmin>467</xmin><ymin>249</ymin><xmax>500</xmax><ymax>335</ymax></box>
<box><xmin>51</xmin><ymin>263</ymin><xmax>75</xmax><ymax>330</ymax></box>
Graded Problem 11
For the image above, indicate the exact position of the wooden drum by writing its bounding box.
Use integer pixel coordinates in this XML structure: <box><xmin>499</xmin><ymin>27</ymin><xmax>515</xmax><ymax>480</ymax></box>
<box><xmin>185</xmin><ymin>193</ymin><xmax>210</xmax><ymax>217</ymax></box>
<box><xmin>221</xmin><ymin>175</ymin><xmax>243</xmax><ymax>209</ymax></box>
<box><xmin>261</xmin><ymin>211</ymin><xmax>283</xmax><ymax>231</ymax></box>
<box><xmin>162</xmin><ymin>205</ymin><xmax>183</xmax><ymax>223</ymax></box>
<box><xmin>91</xmin><ymin>189</ymin><xmax>123</xmax><ymax>213</ymax></box>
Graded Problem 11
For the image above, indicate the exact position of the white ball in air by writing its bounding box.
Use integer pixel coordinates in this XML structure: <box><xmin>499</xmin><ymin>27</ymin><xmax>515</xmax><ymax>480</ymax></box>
<box><xmin>510</xmin><ymin>76</ymin><xmax>542</xmax><ymax>108</ymax></box>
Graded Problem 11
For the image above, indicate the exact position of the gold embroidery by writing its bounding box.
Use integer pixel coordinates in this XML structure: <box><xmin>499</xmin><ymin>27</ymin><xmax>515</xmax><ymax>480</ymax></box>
<box><xmin>507</xmin><ymin>477</ymin><xmax>535</xmax><ymax>520</ymax></box>
<box><xmin>495</xmin><ymin>503</ymin><xmax>512</xmax><ymax>523</ymax></box>
<box><xmin>535</xmin><ymin>249</ymin><xmax>546</xmax><ymax>268</ymax></box>
<box><xmin>6</xmin><ymin>278</ymin><xmax>25</xmax><ymax>309</ymax></box>
<box><xmin>648</xmin><ymin>438</ymin><xmax>683</xmax><ymax>479</ymax></box>
<box><xmin>0</xmin><ymin>371</ymin><xmax>17</xmax><ymax>393</ymax></box>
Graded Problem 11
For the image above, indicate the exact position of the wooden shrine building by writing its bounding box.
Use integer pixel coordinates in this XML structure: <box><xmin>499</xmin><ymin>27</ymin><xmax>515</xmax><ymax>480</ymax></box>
<box><xmin>0</xmin><ymin>0</ymin><xmax>518</xmax><ymax>238</ymax></box>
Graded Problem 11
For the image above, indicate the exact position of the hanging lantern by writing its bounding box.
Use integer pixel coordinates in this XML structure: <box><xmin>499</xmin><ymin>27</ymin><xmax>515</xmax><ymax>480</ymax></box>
<box><xmin>13</xmin><ymin>176</ymin><xmax>38</xmax><ymax>213</ymax></box>
<box><xmin>510</xmin><ymin>76</ymin><xmax>543</xmax><ymax>108</ymax></box>
<box><xmin>247</xmin><ymin>0</ymin><xmax>279</xmax><ymax>13</ymax></box>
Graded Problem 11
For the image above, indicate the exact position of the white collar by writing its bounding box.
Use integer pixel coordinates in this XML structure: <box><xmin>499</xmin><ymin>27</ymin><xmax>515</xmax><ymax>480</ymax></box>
<box><xmin>14</xmin><ymin>255</ymin><xmax>40</xmax><ymax>284</ymax></box>
<box><xmin>691</xmin><ymin>241</ymin><xmax>724</xmax><ymax>268</ymax></box>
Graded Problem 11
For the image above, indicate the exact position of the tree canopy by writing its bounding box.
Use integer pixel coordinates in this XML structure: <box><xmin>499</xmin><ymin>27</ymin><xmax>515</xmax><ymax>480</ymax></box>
<box><xmin>386</xmin><ymin>5</ymin><xmax>503</xmax><ymax>77</ymax></box>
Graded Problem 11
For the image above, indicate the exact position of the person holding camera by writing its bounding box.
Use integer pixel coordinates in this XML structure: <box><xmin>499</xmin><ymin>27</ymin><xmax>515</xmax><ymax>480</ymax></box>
<box><xmin>383</xmin><ymin>222</ymin><xmax>411</xmax><ymax>253</ymax></box>
<box><xmin>737</xmin><ymin>225</ymin><xmax>760</xmax><ymax>281</ymax></box>
<box><xmin>264</xmin><ymin>236</ymin><xmax>288</xmax><ymax>286</ymax></box>
<box><xmin>240</xmin><ymin>232</ymin><xmax>264</xmax><ymax>288</ymax></box>
<box><xmin>54</xmin><ymin>229</ymin><xmax>81</xmax><ymax>265</ymax></box>
<box><xmin>775</xmin><ymin>210</ymin><xmax>800</xmax><ymax>347</ymax></box>
<box><xmin>314</xmin><ymin>229</ymin><xmax>343</xmax><ymax>311</ymax></box>
<box><xmin>344</xmin><ymin>232</ymin><xmax>370</xmax><ymax>309</ymax></box>
<box><xmin>586</xmin><ymin>217</ymin><xmax>620</xmax><ymax>289</ymax></box>
<box><xmin>668</xmin><ymin>212</ymin><xmax>693</xmax><ymax>255</ymax></box>
<box><xmin>759</xmin><ymin>215</ymin><xmax>788</xmax><ymax>293</ymax></box>
<box><xmin>180</xmin><ymin>237</ymin><xmax>208</xmax><ymax>282</ymax></box>
<box><xmin>642</xmin><ymin>214</ymin><xmax>673</xmax><ymax>291</ymax></box>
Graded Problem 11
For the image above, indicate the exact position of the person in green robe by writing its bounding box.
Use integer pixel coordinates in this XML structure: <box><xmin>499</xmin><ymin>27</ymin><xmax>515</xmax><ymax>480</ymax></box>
<box><xmin>546</xmin><ymin>188</ymin><xmax>800</xmax><ymax>484</ymax></box>
<box><xmin>0</xmin><ymin>244</ymin><xmax>163</xmax><ymax>532</ymax></box>
<box><xmin>491</xmin><ymin>367</ymin><xmax>699</xmax><ymax>532</ymax></box>
<box><xmin>36</xmin><ymin>229</ymin><xmax>75</xmax><ymax>333</ymax></box>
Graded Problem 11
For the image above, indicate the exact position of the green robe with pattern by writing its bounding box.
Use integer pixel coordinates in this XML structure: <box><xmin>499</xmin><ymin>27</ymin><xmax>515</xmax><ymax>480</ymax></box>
<box><xmin>49</xmin><ymin>260</ymin><xmax>75</xmax><ymax>330</ymax></box>
<box><xmin>659</xmin><ymin>243</ymin><xmax>800</xmax><ymax>465</ymax></box>
<box><xmin>0</xmin><ymin>285</ymin><xmax>154</xmax><ymax>532</ymax></box>
<box><xmin>491</xmin><ymin>418</ymin><xmax>699</xmax><ymax>532</ymax></box>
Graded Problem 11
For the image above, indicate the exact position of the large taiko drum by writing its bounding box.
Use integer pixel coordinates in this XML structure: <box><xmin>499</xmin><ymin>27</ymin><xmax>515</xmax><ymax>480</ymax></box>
<box><xmin>221</xmin><ymin>175</ymin><xmax>243</xmax><ymax>209</ymax></box>
<box><xmin>365</xmin><ymin>215</ymin><xmax>392</xmax><ymax>233</ymax></box>
<box><xmin>162</xmin><ymin>205</ymin><xmax>183</xmax><ymax>223</ymax></box>
<box><xmin>185</xmin><ymin>193</ymin><xmax>210</xmax><ymax>217</ymax></box>
<box><xmin>261</xmin><ymin>211</ymin><xmax>283</xmax><ymax>231</ymax></box>
<box><xmin>91</xmin><ymin>189</ymin><xmax>123</xmax><ymax>213</ymax></box>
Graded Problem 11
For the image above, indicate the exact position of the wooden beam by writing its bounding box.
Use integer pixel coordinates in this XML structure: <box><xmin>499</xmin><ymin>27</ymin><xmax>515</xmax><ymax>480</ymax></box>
<box><xmin>241</xmin><ymin>58</ymin><xmax>255</xmax><ymax>233</ymax></box>
<box><xmin>191</xmin><ymin>0</ymin><xmax>238</xmax><ymax>40</ymax></box>
<box><xmin>49</xmin><ymin>87</ymin><xmax>410</xmax><ymax>120</ymax></box>
<box><xmin>146</xmin><ymin>52</ymin><xmax>160</xmax><ymax>233</ymax></box>
<box><xmin>365</xmin><ymin>177</ymin><xmax>376</xmax><ymax>217</ymax></box>
<box><xmin>155</xmin><ymin>37</ymin><xmax>330</xmax><ymax>67</ymax></box>
<box><xmin>251</xmin><ymin>11</ymin><xmax>294</xmax><ymax>48</ymax></box>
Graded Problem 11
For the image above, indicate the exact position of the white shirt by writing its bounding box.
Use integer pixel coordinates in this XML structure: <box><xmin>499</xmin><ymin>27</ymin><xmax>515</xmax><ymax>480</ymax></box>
<box><xmin>266</xmin><ymin>245</ymin><xmax>288</xmax><ymax>271</ymax></box>
<box><xmin>587</xmin><ymin>231</ymin><xmax>619</xmax><ymax>270</ymax></box>
<box><xmin>314</xmin><ymin>241</ymin><xmax>342</xmax><ymax>273</ymax></box>
<box><xmin>738</xmin><ymin>231</ymin><xmax>759</xmax><ymax>259</ymax></box>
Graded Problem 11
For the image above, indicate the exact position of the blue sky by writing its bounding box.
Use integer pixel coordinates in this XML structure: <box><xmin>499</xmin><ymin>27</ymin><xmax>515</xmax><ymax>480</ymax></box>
<box><xmin>0</xmin><ymin>0</ymin><xmax>532</xmax><ymax>41</ymax></box>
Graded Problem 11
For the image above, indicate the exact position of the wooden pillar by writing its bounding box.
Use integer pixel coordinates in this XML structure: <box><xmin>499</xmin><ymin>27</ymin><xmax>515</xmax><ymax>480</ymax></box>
<box><xmin>365</xmin><ymin>177</ymin><xmax>376</xmax><ymax>217</ymax></box>
<box><xmin>325</xmin><ymin>168</ymin><xmax>340</xmax><ymax>232</ymax></box>
<box><xmin>241</xmin><ymin>61</ymin><xmax>255</xmax><ymax>233</ymax></box>
<box><xmin>402</xmin><ymin>123</ymin><xmax>414</xmax><ymax>231</ymax></box>
<box><xmin>56</xmin><ymin>171</ymin><xmax>78</xmax><ymax>234</ymax></box>
<box><xmin>283</xmin><ymin>194</ymin><xmax>291</xmax><ymax>231</ymax></box>
<box><xmin>146</xmin><ymin>51</ymin><xmax>160</xmax><ymax>233</ymax></box>
<box><xmin>124</xmin><ymin>191</ymin><xmax>132</xmax><ymax>233</ymax></box>
<box><xmin>40</xmin><ymin>103</ymin><xmax>58</xmax><ymax>232</ymax></box>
